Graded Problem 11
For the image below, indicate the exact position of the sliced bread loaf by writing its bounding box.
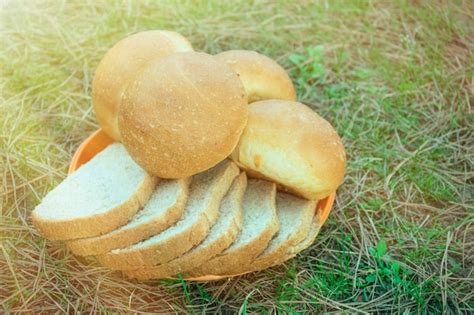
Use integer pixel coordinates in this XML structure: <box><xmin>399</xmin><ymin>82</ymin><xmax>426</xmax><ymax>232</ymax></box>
<box><xmin>246</xmin><ymin>192</ymin><xmax>316</xmax><ymax>272</ymax></box>
<box><xmin>96</xmin><ymin>160</ymin><xmax>239</xmax><ymax>270</ymax></box>
<box><xmin>67</xmin><ymin>178</ymin><xmax>190</xmax><ymax>256</ymax></box>
<box><xmin>186</xmin><ymin>179</ymin><xmax>279</xmax><ymax>276</ymax></box>
<box><xmin>31</xmin><ymin>143</ymin><xmax>156</xmax><ymax>240</ymax></box>
<box><xmin>125</xmin><ymin>172</ymin><xmax>247</xmax><ymax>280</ymax></box>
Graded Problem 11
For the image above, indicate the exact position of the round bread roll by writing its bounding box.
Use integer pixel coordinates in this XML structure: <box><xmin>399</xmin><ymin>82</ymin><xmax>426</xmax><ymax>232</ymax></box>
<box><xmin>231</xmin><ymin>100</ymin><xmax>346</xmax><ymax>200</ymax></box>
<box><xmin>215</xmin><ymin>50</ymin><xmax>296</xmax><ymax>103</ymax></box>
<box><xmin>119</xmin><ymin>52</ymin><xmax>248</xmax><ymax>178</ymax></box>
<box><xmin>92</xmin><ymin>30</ymin><xmax>193</xmax><ymax>140</ymax></box>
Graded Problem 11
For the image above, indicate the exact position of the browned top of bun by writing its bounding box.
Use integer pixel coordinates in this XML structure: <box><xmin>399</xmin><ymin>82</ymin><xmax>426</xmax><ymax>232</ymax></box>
<box><xmin>232</xmin><ymin>100</ymin><xmax>346</xmax><ymax>199</ymax></box>
<box><xmin>216</xmin><ymin>50</ymin><xmax>296</xmax><ymax>103</ymax></box>
<box><xmin>92</xmin><ymin>30</ymin><xmax>193</xmax><ymax>140</ymax></box>
<box><xmin>119</xmin><ymin>52</ymin><xmax>248</xmax><ymax>178</ymax></box>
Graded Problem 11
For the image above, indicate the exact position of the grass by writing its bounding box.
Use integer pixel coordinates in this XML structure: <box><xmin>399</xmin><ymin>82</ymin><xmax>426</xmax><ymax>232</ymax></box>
<box><xmin>1</xmin><ymin>0</ymin><xmax>473</xmax><ymax>313</ymax></box>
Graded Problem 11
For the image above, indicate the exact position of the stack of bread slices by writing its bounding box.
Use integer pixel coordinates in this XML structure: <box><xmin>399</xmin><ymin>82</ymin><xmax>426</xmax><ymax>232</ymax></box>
<box><xmin>31</xmin><ymin>30</ymin><xmax>346</xmax><ymax>280</ymax></box>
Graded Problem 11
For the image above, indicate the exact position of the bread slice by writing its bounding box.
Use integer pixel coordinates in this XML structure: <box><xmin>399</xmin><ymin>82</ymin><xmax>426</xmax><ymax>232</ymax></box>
<box><xmin>67</xmin><ymin>178</ymin><xmax>190</xmax><ymax>256</ymax></box>
<box><xmin>186</xmin><ymin>179</ymin><xmax>279</xmax><ymax>276</ymax></box>
<box><xmin>288</xmin><ymin>219</ymin><xmax>321</xmax><ymax>255</ymax></box>
<box><xmin>96</xmin><ymin>160</ymin><xmax>239</xmax><ymax>270</ymax></box>
<box><xmin>274</xmin><ymin>211</ymin><xmax>323</xmax><ymax>266</ymax></box>
<box><xmin>124</xmin><ymin>172</ymin><xmax>247</xmax><ymax>280</ymax></box>
<box><xmin>246</xmin><ymin>192</ymin><xmax>316</xmax><ymax>272</ymax></box>
<box><xmin>31</xmin><ymin>143</ymin><xmax>156</xmax><ymax>240</ymax></box>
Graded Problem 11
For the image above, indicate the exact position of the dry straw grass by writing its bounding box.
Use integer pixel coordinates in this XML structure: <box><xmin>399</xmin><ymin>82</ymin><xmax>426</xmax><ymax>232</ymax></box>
<box><xmin>1</xmin><ymin>0</ymin><xmax>473</xmax><ymax>313</ymax></box>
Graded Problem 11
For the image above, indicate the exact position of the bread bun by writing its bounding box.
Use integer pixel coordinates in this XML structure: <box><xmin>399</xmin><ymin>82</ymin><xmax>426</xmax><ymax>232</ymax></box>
<box><xmin>119</xmin><ymin>52</ymin><xmax>248</xmax><ymax>178</ymax></box>
<box><xmin>231</xmin><ymin>100</ymin><xmax>346</xmax><ymax>199</ymax></box>
<box><xmin>92</xmin><ymin>30</ymin><xmax>193</xmax><ymax>140</ymax></box>
<box><xmin>215</xmin><ymin>50</ymin><xmax>296</xmax><ymax>103</ymax></box>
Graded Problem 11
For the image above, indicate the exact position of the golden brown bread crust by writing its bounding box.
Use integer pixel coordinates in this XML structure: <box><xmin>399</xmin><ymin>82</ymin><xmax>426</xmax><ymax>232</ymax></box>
<box><xmin>123</xmin><ymin>173</ymin><xmax>247</xmax><ymax>280</ymax></box>
<box><xmin>31</xmin><ymin>176</ymin><xmax>157</xmax><ymax>240</ymax></box>
<box><xmin>66</xmin><ymin>178</ymin><xmax>190</xmax><ymax>256</ymax></box>
<box><xmin>119</xmin><ymin>52</ymin><xmax>248</xmax><ymax>178</ymax></box>
<box><xmin>92</xmin><ymin>30</ymin><xmax>193</xmax><ymax>140</ymax></box>
<box><xmin>231</xmin><ymin>100</ymin><xmax>346</xmax><ymax>200</ymax></box>
<box><xmin>215</xmin><ymin>50</ymin><xmax>296</xmax><ymax>103</ymax></box>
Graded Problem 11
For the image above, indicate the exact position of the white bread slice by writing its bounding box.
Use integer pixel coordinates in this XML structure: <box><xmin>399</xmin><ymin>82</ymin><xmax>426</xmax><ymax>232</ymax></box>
<box><xmin>124</xmin><ymin>172</ymin><xmax>247</xmax><ymax>280</ymax></box>
<box><xmin>274</xmin><ymin>211</ymin><xmax>323</xmax><ymax>266</ymax></box>
<box><xmin>187</xmin><ymin>179</ymin><xmax>279</xmax><ymax>276</ymax></box>
<box><xmin>246</xmin><ymin>192</ymin><xmax>316</xmax><ymax>272</ymax></box>
<box><xmin>289</xmin><ymin>219</ymin><xmax>320</xmax><ymax>255</ymax></box>
<box><xmin>96</xmin><ymin>160</ymin><xmax>239</xmax><ymax>270</ymax></box>
<box><xmin>67</xmin><ymin>178</ymin><xmax>190</xmax><ymax>256</ymax></box>
<box><xmin>31</xmin><ymin>143</ymin><xmax>156</xmax><ymax>240</ymax></box>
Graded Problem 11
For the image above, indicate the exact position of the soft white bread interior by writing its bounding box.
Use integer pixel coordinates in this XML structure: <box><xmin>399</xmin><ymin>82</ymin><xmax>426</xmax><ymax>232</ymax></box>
<box><xmin>124</xmin><ymin>172</ymin><xmax>247</xmax><ymax>280</ymax></box>
<box><xmin>119</xmin><ymin>51</ymin><xmax>248</xmax><ymax>178</ymax></box>
<box><xmin>274</xmin><ymin>210</ymin><xmax>323</xmax><ymax>267</ymax></box>
<box><xmin>31</xmin><ymin>144</ymin><xmax>156</xmax><ymax>240</ymax></box>
<box><xmin>67</xmin><ymin>178</ymin><xmax>190</xmax><ymax>256</ymax></box>
<box><xmin>96</xmin><ymin>160</ymin><xmax>239</xmax><ymax>270</ymax></box>
<box><xmin>247</xmin><ymin>192</ymin><xmax>316</xmax><ymax>272</ymax></box>
<box><xmin>231</xmin><ymin>100</ymin><xmax>346</xmax><ymax>200</ymax></box>
<box><xmin>215</xmin><ymin>50</ymin><xmax>296</xmax><ymax>103</ymax></box>
<box><xmin>92</xmin><ymin>30</ymin><xmax>193</xmax><ymax>140</ymax></box>
<box><xmin>187</xmin><ymin>179</ymin><xmax>279</xmax><ymax>276</ymax></box>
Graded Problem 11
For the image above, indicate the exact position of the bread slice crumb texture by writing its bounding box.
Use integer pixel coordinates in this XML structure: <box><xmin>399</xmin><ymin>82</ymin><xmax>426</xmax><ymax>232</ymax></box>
<box><xmin>96</xmin><ymin>160</ymin><xmax>239</xmax><ymax>270</ymax></box>
<box><xmin>186</xmin><ymin>178</ymin><xmax>279</xmax><ymax>276</ymax></box>
<box><xmin>275</xmin><ymin>210</ymin><xmax>323</xmax><ymax>266</ymax></box>
<box><xmin>246</xmin><ymin>192</ymin><xmax>316</xmax><ymax>272</ymax></box>
<box><xmin>124</xmin><ymin>172</ymin><xmax>247</xmax><ymax>280</ymax></box>
<box><xmin>287</xmin><ymin>214</ymin><xmax>322</xmax><ymax>256</ymax></box>
<box><xmin>67</xmin><ymin>178</ymin><xmax>190</xmax><ymax>256</ymax></box>
<box><xmin>31</xmin><ymin>143</ymin><xmax>156</xmax><ymax>240</ymax></box>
